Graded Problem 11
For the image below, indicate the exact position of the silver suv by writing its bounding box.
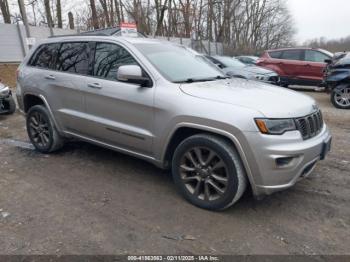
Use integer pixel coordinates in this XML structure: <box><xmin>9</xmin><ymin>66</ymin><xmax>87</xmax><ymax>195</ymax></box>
<box><xmin>16</xmin><ymin>36</ymin><xmax>332</xmax><ymax>210</ymax></box>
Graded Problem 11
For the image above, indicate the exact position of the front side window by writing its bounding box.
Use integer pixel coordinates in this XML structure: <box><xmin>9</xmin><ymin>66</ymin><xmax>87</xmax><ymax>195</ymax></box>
<box><xmin>93</xmin><ymin>42</ymin><xmax>137</xmax><ymax>80</ymax></box>
<box><xmin>29</xmin><ymin>43</ymin><xmax>59</xmax><ymax>69</ymax></box>
<box><xmin>304</xmin><ymin>50</ymin><xmax>330</xmax><ymax>63</ymax></box>
<box><xmin>135</xmin><ymin>43</ymin><xmax>225</xmax><ymax>82</ymax></box>
<box><xmin>56</xmin><ymin>42</ymin><xmax>90</xmax><ymax>74</ymax></box>
<box><xmin>281</xmin><ymin>50</ymin><xmax>302</xmax><ymax>61</ymax></box>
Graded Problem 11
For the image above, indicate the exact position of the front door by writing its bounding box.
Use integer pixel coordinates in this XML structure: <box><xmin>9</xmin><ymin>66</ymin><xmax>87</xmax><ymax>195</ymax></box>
<box><xmin>82</xmin><ymin>42</ymin><xmax>154</xmax><ymax>155</ymax></box>
<box><xmin>301</xmin><ymin>50</ymin><xmax>329</xmax><ymax>82</ymax></box>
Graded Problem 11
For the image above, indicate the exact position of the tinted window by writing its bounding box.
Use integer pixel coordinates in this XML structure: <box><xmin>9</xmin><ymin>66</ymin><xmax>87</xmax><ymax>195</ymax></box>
<box><xmin>304</xmin><ymin>50</ymin><xmax>329</xmax><ymax>63</ymax></box>
<box><xmin>94</xmin><ymin>43</ymin><xmax>137</xmax><ymax>80</ymax></box>
<box><xmin>269</xmin><ymin>51</ymin><xmax>282</xmax><ymax>59</ymax></box>
<box><xmin>56</xmin><ymin>42</ymin><xmax>90</xmax><ymax>74</ymax></box>
<box><xmin>281</xmin><ymin>50</ymin><xmax>302</xmax><ymax>61</ymax></box>
<box><xmin>29</xmin><ymin>43</ymin><xmax>59</xmax><ymax>69</ymax></box>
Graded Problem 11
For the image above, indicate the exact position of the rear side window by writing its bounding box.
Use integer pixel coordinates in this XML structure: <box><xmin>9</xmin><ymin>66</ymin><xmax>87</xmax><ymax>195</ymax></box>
<box><xmin>268</xmin><ymin>51</ymin><xmax>282</xmax><ymax>59</ymax></box>
<box><xmin>93</xmin><ymin>42</ymin><xmax>137</xmax><ymax>80</ymax></box>
<box><xmin>29</xmin><ymin>43</ymin><xmax>59</xmax><ymax>69</ymax></box>
<box><xmin>56</xmin><ymin>42</ymin><xmax>90</xmax><ymax>74</ymax></box>
<box><xmin>304</xmin><ymin>50</ymin><xmax>329</xmax><ymax>63</ymax></box>
<box><xmin>281</xmin><ymin>50</ymin><xmax>302</xmax><ymax>61</ymax></box>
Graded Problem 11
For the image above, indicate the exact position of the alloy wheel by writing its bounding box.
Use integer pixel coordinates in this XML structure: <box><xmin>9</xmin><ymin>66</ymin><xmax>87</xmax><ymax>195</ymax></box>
<box><xmin>179</xmin><ymin>147</ymin><xmax>229</xmax><ymax>201</ymax></box>
<box><xmin>28</xmin><ymin>111</ymin><xmax>50</xmax><ymax>148</ymax></box>
<box><xmin>334</xmin><ymin>86</ymin><xmax>350</xmax><ymax>107</ymax></box>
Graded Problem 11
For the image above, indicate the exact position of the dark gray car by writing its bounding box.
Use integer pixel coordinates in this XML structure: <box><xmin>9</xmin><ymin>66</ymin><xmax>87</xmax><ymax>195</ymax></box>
<box><xmin>206</xmin><ymin>55</ymin><xmax>280</xmax><ymax>85</ymax></box>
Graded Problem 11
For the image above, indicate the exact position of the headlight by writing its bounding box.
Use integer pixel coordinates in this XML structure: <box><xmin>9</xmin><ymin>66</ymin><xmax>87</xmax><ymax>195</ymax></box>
<box><xmin>255</xmin><ymin>74</ymin><xmax>266</xmax><ymax>81</ymax></box>
<box><xmin>0</xmin><ymin>86</ymin><xmax>10</xmax><ymax>96</ymax></box>
<box><xmin>255</xmin><ymin>118</ymin><xmax>296</xmax><ymax>135</ymax></box>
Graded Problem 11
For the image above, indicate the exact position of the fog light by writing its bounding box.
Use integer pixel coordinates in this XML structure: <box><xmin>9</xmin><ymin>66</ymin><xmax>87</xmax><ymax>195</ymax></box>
<box><xmin>276</xmin><ymin>157</ymin><xmax>294</xmax><ymax>167</ymax></box>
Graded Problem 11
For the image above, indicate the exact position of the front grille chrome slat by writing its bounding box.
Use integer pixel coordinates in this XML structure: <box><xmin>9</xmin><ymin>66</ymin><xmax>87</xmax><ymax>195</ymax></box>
<box><xmin>295</xmin><ymin>110</ymin><xmax>324</xmax><ymax>140</ymax></box>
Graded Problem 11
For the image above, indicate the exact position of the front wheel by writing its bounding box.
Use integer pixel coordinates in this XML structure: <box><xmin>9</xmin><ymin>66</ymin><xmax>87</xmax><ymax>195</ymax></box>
<box><xmin>331</xmin><ymin>84</ymin><xmax>350</xmax><ymax>109</ymax></box>
<box><xmin>172</xmin><ymin>134</ymin><xmax>247</xmax><ymax>210</ymax></box>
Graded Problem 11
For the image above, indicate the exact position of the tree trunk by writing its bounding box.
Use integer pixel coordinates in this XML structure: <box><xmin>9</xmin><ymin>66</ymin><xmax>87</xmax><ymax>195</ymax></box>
<box><xmin>68</xmin><ymin>11</ymin><xmax>74</xmax><ymax>29</ymax></box>
<box><xmin>0</xmin><ymin>0</ymin><xmax>11</xmax><ymax>23</ymax></box>
<box><xmin>44</xmin><ymin>0</ymin><xmax>54</xmax><ymax>29</ymax></box>
<box><xmin>89</xmin><ymin>0</ymin><xmax>99</xmax><ymax>29</ymax></box>
<box><xmin>57</xmin><ymin>0</ymin><xmax>62</xmax><ymax>28</ymax></box>
<box><xmin>99</xmin><ymin>0</ymin><xmax>111</xmax><ymax>27</ymax></box>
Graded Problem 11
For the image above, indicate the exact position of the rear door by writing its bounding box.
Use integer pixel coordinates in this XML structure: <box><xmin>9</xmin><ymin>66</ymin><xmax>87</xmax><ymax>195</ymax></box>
<box><xmin>47</xmin><ymin>41</ymin><xmax>90</xmax><ymax>133</ymax></box>
<box><xmin>302</xmin><ymin>50</ymin><xmax>330</xmax><ymax>82</ymax></box>
<box><xmin>82</xmin><ymin>41</ymin><xmax>154</xmax><ymax>155</ymax></box>
<box><xmin>26</xmin><ymin>42</ymin><xmax>87</xmax><ymax>133</ymax></box>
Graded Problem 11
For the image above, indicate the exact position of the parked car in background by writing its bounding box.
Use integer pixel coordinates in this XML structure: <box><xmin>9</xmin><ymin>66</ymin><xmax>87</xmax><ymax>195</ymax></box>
<box><xmin>0</xmin><ymin>82</ymin><xmax>16</xmax><ymax>115</ymax></box>
<box><xmin>206</xmin><ymin>55</ymin><xmax>280</xmax><ymax>85</ymax></box>
<box><xmin>323</xmin><ymin>52</ymin><xmax>350</xmax><ymax>109</ymax></box>
<box><xmin>257</xmin><ymin>48</ymin><xmax>333</xmax><ymax>87</ymax></box>
<box><xmin>236</xmin><ymin>56</ymin><xmax>259</xmax><ymax>65</ymax></box>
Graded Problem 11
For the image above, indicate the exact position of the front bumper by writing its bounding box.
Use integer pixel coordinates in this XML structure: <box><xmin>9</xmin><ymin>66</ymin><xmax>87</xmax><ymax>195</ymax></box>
<box><xmin>0</xmin><ymin>93</ymin><xmax>14</xmax><ymax>114</ymax></box>
<box><xmin>242</xmin><ymin>125</ymin><xmax>331</xmax><ymax>196</ymax></box>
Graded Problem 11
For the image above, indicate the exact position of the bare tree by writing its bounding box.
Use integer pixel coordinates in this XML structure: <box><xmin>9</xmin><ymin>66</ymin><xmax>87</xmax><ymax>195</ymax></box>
<box><xmin>0</xmin><ymin>0</ymin><xmax>11</xmax><ymax>23</ymax></box>
<box><xmin>89</xmin><ymin>0</ymin><xmax>99</xmax><ymax>29</ymax></box>
<box><xmin>57</xmin><ymin>0</ymin><xmax>62</xmax><ymax>28</ymax></box>
<box><xmin>68</xmin><ymin>11</ymin><xmax>74</xmax><ymax>29</ymax></box>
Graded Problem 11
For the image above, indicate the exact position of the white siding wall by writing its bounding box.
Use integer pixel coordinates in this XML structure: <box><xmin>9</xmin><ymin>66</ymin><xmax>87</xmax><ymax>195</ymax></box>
<box><xmin>0</xmin><ymin>24</ymin><xmax>77</xmax><ymax>63</ymax></box>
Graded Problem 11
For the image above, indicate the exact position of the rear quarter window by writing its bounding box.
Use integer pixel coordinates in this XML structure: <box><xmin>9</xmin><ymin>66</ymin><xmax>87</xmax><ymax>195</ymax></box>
<box><xmin>29</xmin><ymin>43</ymin><xmax>60</xmax><ymax>69</ymax></box>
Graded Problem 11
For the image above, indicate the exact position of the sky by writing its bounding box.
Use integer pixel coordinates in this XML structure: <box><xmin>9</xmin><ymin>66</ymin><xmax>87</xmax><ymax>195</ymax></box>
<box><xmin>287</xmin><ymin>0</ymin><xmax>350</xmax><ymax>43</ymax></box>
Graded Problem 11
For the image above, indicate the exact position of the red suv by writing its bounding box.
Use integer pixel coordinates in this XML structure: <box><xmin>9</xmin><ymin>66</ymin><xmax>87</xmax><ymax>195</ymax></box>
<box><xmin>257</xmin><ymin>48</ymin><xmax>333</xmax><ymax>87</ymax></box>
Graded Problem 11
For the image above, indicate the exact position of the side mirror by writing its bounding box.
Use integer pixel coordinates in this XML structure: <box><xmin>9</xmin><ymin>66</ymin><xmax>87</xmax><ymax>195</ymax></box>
<box><xmin>117</xmin><ymin>65</ymin><xmax>151</xmax><ymax>87</ymax></box>
<box><xmin>324</xmin><ymin>59</ymin><xmax>332</xmax><ymax>64</ymax></box>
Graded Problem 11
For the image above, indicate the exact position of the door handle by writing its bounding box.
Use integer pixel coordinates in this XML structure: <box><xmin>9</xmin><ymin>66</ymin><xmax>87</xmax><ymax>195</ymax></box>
<box><xmin>87</xmin><ymin>83</ymin><xmax>102</xmax><ymax>90</ymax></box>
<box><xmin>45</xmin><ymin>75</ymin><xmax>55</xmax><ymax>80</ymax></box>
<box><xmin>305</xmin><ymin>64</ymin><xmax>311</xmax><ymax>67</ymax></box>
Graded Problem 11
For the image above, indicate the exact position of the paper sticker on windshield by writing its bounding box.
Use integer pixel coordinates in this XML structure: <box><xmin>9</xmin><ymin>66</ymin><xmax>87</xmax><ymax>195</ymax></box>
<box><xmin>120</xmin><ymin>23</ymin><xmax>138</xmax><ymax>37</ymax></box>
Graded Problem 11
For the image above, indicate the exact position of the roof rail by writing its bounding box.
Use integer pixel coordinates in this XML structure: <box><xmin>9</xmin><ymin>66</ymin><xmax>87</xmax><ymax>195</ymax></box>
<box><xmin>49</xmin><ymin>26</ymin><xmax>147</xmax><ymax>38</ymax></box>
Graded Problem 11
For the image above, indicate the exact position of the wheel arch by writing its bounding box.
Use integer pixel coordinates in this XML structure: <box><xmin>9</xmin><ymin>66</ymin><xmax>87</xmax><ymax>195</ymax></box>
<box><xmin>23</xmin><ymin>93</ymin><xmax>63</xmax><ymax>133</ymax></box>
<box><xmin>161</xmin><ymin>123</ymin><xmax>257</xmax><ymax>194</ymax></box>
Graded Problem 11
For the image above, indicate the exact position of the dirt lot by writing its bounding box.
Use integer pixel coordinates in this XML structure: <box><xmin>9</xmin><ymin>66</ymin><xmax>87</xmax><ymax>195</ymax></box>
<box><xmin>0</xmin><ymin>90</ymin><xmax>349</xmax><ymax>255</ymax></box>
<box><xmin>0</xmin><ymin>64</ymin><xmax>18</xmax><ymax>88</ymax></box>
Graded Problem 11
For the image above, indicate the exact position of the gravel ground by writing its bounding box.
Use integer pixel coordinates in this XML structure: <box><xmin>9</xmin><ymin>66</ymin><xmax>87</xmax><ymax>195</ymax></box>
<box><xmin>0</xmin><ymin>90</ymin><xmax>349</xmax><ymax>255</ymax></box>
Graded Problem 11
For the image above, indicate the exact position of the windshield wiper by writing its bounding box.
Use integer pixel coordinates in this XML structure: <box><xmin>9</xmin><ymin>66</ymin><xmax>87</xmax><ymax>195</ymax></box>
<box><xmin>174</xmin><ymin>75</ymin><xmax>229</xmax><ymax>83</ymax></box>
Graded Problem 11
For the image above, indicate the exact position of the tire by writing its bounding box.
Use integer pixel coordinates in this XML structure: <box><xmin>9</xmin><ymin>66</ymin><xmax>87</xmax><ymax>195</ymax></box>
<box><xmin>172</xmin><ymin>134</ymin><xmax>247</xmax><ymax>210</ymax></box>
<box><xmin>26</xmin><ymin>105</ymin><xmax>64</xmax><ymax>153</ymax></box>
<box><xmin>7</xmin><ymin>96</ymin><xmax>16</xmax><ymax>114</ymax></box>
<box><xmin>331</xmin><ymin>84</ymin><xmax>350</xmax><ymax>109</ymax></box>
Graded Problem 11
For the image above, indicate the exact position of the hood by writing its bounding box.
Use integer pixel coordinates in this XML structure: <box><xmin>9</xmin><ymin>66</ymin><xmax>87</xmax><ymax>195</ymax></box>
<box><xmin>180</xmin><ymin>78</ymin><xmax>317</xmax><ymax>118</ymax></box>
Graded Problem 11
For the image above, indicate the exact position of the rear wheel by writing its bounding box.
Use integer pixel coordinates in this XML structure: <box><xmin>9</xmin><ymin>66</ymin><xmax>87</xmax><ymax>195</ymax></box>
<box><xmin>172</xmin><ymin>134</ymin><xmax>247</xmax><ymax>210</ymax></box>
<box><xmin>26</xmin><ymin>105</ymin><xmax>64</xmax><ymax>153</ymax></box>
<box><xmin>331</xmin><ymin>84</ymin><xmax>350</xmax><ymax>109</ymax></box>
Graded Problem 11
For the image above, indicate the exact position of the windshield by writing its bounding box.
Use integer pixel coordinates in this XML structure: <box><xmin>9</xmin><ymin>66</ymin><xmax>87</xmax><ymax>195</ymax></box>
<box><xmin>215</xmin><ymin>56</ymin><xmax>246</xmax><ymax>68</ymax></box>
<box><xmin>319</xmin><ymin>49</ymin><xmax>334</xmax><ymax>58</ymax></box>
<box><xmin>135</xmin><ymin>43</ymin><xmax>225</xmax><ymax>82</ymax></box>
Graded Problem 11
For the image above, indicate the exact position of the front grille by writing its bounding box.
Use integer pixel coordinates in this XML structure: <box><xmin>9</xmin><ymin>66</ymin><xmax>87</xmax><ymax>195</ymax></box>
<box><xmin>295</xmin><ymin>110</ymin><xmax>324</xmax><ymax>140</ymax></box>
<box><xmin>268</xmin><ymin>76</ymin><xmax>279</xmax><ymax>83</ymax></box>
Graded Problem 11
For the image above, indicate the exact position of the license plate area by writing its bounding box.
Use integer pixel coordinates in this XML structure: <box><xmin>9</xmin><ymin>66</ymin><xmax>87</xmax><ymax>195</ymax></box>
<box><xmin>320</xmin><ymin>137</ymin><xmax>332</xmax><ymax>160</ymax></box>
